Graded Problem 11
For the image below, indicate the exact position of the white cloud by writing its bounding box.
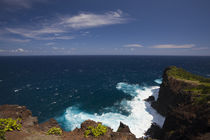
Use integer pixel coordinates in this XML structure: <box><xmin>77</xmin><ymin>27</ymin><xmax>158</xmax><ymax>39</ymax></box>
<box><xmin>5</xmin><ymin>28</ymin><xmax>74</xmax><ymax>40</ymax></box>
<box><xmin>4</xmin><ymin>10</ymin><xmax>128</xmax><ymax>41</ymax></box>
<box><xmin>9</xmin><ymin>38</ymin><xmax>31</xmax><ymax>43</ymax></box>
<box><xmin>52</xmin><ymin>47</ymin><xmax>65</xmax><ymax>50</ymax></box>
<box><xmin>34</xmin><ymin>28</ymin><xmax>64</xmax><ymax>34</ymax></box>
<box><xmin>54</xmin><ymin>36</ymin><xmax>74</xmax><ymax>40</ymax></box>
<box><xmin>0</xmin><ymin>36</ymin><xmax>30</xmax><ymax>43</ymax></box>
<box><xmin>17</xmin><ymin>48</ymin><xmax>24</xmax><ymax>52</ymax></box>
<box><xmin>0</xmin><ymin>48</ymin><xmax>26</xmax><ymax>53</ymax></box>
<box><xmin>6</xmin><ymin>28</ymin><xmax>65</xmax><ymax>39</ymax></box>
<box><xmin>152</xmin><ymin>44</ymin><xmax>195</xmax><ymax>49</ymax></box>
<box><xmin>0</xmin><ymin>49</ymin><xmax>6</xmax><ymax>52</ymax></box>
<box><xmin>192</xmin><ymin>47</ymin><xmax>209</xmax><ymax>50</ymax></box>
<box><xmin>124</xmin><ymin>44</ymin><xmax>144</xmax><ymax>48</ymax></box>
<box><xmin>46</xmin><ymin>42</ymin><xmax>55</xmax><ymax>46</ymax></box>
<box><xmin>52</xmin><ymin>47</ymin><xmax>58</xmax><ymax>50</ymax></box>
<box><xmin>60</xmin><ymin>10</ymin><xmax>126</xmax><ymax>29</ymax></box>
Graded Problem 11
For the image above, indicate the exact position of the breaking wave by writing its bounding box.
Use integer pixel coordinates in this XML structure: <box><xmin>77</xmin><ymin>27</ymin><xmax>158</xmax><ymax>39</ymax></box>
<box><xmin>55</xmin><ymin>81</ymin><xmax>165</xmax><ymax>138</ymax></box>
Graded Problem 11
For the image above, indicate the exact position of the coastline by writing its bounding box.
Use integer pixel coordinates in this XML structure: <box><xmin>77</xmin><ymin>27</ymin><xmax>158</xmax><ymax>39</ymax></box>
<box><xmin>1</xmin><ymin>66</ymin><xmax>210</xmax><ymax>140</ymax></box>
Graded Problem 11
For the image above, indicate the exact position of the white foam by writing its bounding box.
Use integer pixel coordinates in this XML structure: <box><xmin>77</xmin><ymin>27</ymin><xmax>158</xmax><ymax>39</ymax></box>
<box><xmin>56</xmin><ymin>82</ymin><xmax>165</xmax><ymax>138</ymax></box>
<box><xmin>154</xmin><ymin>78</ymin><xmax>162</xmax><ymax>84</ymax></box>
<box><xmin>14</xmin><ymin>89</ymin><xmax>22</xmax><ymax>93</ymax></box>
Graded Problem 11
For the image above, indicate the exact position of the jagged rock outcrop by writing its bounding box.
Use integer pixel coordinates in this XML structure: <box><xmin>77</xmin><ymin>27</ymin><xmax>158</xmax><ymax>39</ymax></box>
<box><xmin>39</xmin><ymin>118</ymin><xmax>62</xmax><ymax>132</ymax></box>
<box><xmin>145</xmin><ymin>123</ymin><xmax>162</xmax><ymax>139</ymax></box>
<box><xmin>117</xmin><ymin>122</ymin><xmax>131</xmax><ymax>133</ymax></box>
<box><xmin>0</xmin><ymin>105</ymin><xmax>61</xmax><ymax>140</ymax></box>
<box><xmin>0</xmin><ymin>105</ymin><xmax>140</xmax><ymax>140</ymax></box>
<box><xmin>144</xmin><ymin>96</ymin><xmax>155</xmax><ymax>103</ymax></box>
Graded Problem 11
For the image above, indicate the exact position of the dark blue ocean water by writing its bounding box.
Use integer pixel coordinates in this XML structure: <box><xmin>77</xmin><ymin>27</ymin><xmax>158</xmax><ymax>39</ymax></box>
<box><xmin>0</xmin><ymin>56</ymin><xmax>210</xmax><ymax>136</ymax></box>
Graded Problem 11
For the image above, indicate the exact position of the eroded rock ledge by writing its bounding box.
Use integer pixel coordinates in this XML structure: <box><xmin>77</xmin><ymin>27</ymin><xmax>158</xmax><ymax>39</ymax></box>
<box><xmin>0</xmin><ymin>104</ymin><xmax>140</xmax><ymax>140</ymax></box>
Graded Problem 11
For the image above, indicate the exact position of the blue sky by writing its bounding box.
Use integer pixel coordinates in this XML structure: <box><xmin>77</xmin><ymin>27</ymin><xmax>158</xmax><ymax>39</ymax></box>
<box><xmin>0</xmin><ymin>0</ymin><xmax>210</xmax><ymax>55</ymax></box>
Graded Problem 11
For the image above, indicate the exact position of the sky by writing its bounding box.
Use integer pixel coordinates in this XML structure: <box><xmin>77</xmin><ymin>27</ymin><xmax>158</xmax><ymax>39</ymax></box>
<box><xmin>0</xmin><ymin>0</ymin><xmax>210</xmax><ymax>56</ymax></box>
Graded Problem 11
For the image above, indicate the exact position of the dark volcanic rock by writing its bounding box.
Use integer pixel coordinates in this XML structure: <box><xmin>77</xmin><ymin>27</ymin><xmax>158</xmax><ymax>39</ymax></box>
<box><xmin>145</xmin><ymin>123</ymin><xmax>162</xmax><ymax>139</ymax></box>
<box><xmin>151</xmin><ymin>66</ymin><xmax>210</xmax><ymax>140</ymax></box>
<box><xmin>145</xmin><ymin>96</ymin><xmax>155</xmax><ymax>102</ymax></box>
<box><xmin>152</xmin><ymin>67</ymin><xmax>194</xmax><ymax>116</ymax></box>
<box><xmin>111</xmin><ymin>132</ymin><xmax>137</xmax><ymax>140</ymax></box>
<box><xmin>194</xmin><ymin>133</ymin><xmax>210</xmax><ymax>140</ymax></box>
<box><xmin>162</xmin><ymin>103</ymin><xmax>210</xmax><ymax>140</ymax></box>
<box><xmin>117</xmin><ymin>122</ymin><xmax>131</xmax><ymax>133</ymax></box>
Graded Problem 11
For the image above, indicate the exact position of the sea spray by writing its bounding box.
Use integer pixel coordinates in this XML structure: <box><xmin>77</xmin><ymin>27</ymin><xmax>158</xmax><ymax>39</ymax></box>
<box><xmin>154</xmin><ymin>78</ymin><xmax>162</xmax><ymax>85</ymax></box>
<box><xmin>56</xmin><ymin>81</ymin><xmax>165</xmax><ymax>138</ymax></box>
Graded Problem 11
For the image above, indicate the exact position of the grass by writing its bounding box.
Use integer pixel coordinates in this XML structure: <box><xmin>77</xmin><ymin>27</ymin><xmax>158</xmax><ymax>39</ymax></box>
<box><xmin>167</xmin><ymin>66</ymin><xmax>210</xmax><ymax>105</ymax></box>
<box><xmin>0</xmin><ymin>118</ymin><xmax>22</xmax><ymax>140</ymax></box>
<box><xmin>84</xmin><ymin>123</ymin><xmax>107</xmax><ymax>138</ymax></box>
<box><xmin>47</xmin><ymin>127</ymin><xmax>62</xmax><ymax>136</ymax></box>
<box><xmin>167</xmin><ymin>66</ymin><xmax>210</xmax><ymax>84</ymax></box>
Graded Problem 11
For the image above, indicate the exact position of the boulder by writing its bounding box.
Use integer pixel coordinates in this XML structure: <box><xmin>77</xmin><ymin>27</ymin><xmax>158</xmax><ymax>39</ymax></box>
<box><xmin>117</xmin><ymin>122</ymin><xmax>131</xmax><ymax>133</ymax></box>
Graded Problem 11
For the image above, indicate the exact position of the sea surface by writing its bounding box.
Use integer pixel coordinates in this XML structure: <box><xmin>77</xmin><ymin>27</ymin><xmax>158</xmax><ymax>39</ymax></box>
<box><xmin>0</xmin><ymin>56</ymin><xmax>210</xmax><ymax>137</ymax></box>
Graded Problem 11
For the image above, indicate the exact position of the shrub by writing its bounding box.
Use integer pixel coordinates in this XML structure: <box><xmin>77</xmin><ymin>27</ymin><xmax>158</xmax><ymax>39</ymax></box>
<box><xmin>47</xmin><ymin>127</ymin><xmax>62</xmax><ymax>135</ymax></box>
<box><xmin>0</xmin><ymin>118</ymin><xmax>22</xmax><ymax>140</ymax></box>
<box><xmin>84</xmin><ymin>123</ymin><xmax>107</xmax><ymax>137</ymax></box>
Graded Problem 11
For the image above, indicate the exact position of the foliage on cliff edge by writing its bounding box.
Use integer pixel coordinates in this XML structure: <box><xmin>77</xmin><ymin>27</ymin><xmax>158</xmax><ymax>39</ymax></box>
<box><xmin>166</xmin><ymin>66</ymin><xmax>210</xmax><ymax>105</ymax></box>
<box><xmin>0</xmin><ymin>118</ymin><xmax>22</xmax><ymax>140</ymax></box>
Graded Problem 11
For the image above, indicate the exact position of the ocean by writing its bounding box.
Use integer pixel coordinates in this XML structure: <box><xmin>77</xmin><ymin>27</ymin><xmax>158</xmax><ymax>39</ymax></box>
<box><xmin>0</xmin><ymin>56</ymin><xmax>210</xmax><ymax>138</ymax></box>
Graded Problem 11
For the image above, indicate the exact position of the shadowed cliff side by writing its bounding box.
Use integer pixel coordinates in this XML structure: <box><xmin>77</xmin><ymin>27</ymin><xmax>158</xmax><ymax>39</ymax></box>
<box><xmin>152</xmin><ymin>66</ymin><xmax>197</xmax><ymax>116</ymax></box>
<box><xmin>151</xmin><ymin>66</ymin><xmax>210</xmax><ymax>140</ymax></box>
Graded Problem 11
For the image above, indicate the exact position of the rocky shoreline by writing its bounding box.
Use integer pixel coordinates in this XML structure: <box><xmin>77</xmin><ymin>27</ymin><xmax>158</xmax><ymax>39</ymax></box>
<box><xmin>1</xmin><ymin>66</ymin><xmax>209</xmax><ymax>140</ymax></box>
<box><xmin>0</xmin><ymin>104</ymin><xmax>139</xmax><ymax>140</ymax></box>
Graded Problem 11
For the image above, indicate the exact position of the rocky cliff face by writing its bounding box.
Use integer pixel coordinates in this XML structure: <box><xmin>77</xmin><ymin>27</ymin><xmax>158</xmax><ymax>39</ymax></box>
<box><xmin>152</xmin><ymin>67</ymin><xmax>197</xmax><ymax>116</ymax></box>
<box><xmin>151</xmin><ymin>66</ymin><xmax>210</xmax><ymax>140</ymax></box>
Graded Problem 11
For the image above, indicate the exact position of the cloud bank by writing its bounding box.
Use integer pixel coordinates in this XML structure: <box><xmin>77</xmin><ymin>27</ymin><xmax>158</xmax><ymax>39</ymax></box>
<box><xmin>3</xmin><ymin>10</ymin><xmax>127</xmax><ymax>41</ymax></box>
<box><xmin>152</xmin><ymin>44</ymin><xmax>195</xmax><ymax>49</ymax></box>
<box><xmin>124</xmin><ymin>44</ymin><xmax>144</xmax><ymax>48</ymax></box>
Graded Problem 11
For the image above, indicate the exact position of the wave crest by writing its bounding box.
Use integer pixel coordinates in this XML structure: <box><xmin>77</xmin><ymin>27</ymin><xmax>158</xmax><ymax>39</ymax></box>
<box><xmin>56</xmin><ymin>82</ymin><xmax>165</xmax><ymax>138</ymax></box>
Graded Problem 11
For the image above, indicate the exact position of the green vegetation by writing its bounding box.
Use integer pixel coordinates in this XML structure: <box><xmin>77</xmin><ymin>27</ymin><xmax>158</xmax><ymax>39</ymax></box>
<box><xmin>0</xmin><ymin>118</ymin><xmax>22</xmax><ymax>140</ymax></box>
<box><xmin>167</xmin><ymin>66</ymin><xmax>210</xmax><ymax>105</ymax></box>
<box><xmin>167</xmin><ymin>66</ymin><xmax>210</xmax><ymax>84</ymax></box>
<box><xmin>47</xmin><ymin>127</ymin><xmax>62</xmax><ymax>136</ymax></box>
<box><xmin>84</xmin><ymin>123</ymin><xmax>107</xmax><ymax>137</ymax></box>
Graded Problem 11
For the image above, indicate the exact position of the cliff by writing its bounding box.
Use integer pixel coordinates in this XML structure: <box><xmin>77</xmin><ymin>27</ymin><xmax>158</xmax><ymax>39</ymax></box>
<box><xmin>151</xmin><ymin>66</ymin><xmax>210</xmax><ymax>140</ymax></box>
